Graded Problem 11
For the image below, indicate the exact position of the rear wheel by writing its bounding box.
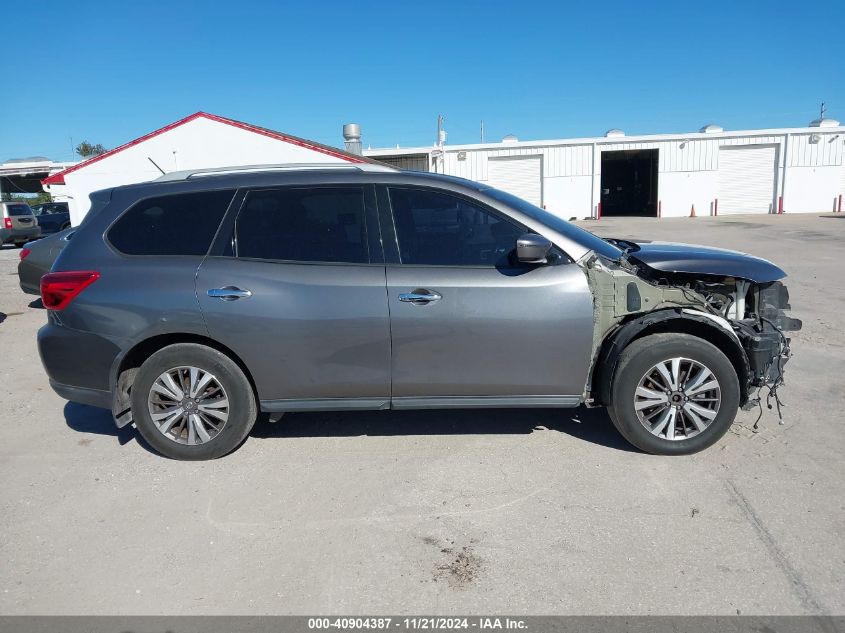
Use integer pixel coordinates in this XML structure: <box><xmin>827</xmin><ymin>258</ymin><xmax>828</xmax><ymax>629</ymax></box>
<box><xmin>131</xmin><ymin>343</ymin><xmax>257</xmax><ymax>460</ymax></box>
<box><xmin>609</xmin><ymin>333</ymin><xmax>740</xmax><ymax>455</ymax></box>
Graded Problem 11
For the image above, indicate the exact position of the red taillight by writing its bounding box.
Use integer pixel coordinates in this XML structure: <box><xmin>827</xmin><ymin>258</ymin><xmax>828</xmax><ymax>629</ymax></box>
<box><xmin>40</xmin><ymin>271</ymin><xmax>100</xmax><ymax>310</ymax></box>
<box><xmin>3</xmin><ymin>217</ymin><xmax>11</xmax><ymax>229</ymax></box>
<box><xmin>20</xmin><ymin>248</ymin><xmax>31</xmax><ymax>260</ymax></box>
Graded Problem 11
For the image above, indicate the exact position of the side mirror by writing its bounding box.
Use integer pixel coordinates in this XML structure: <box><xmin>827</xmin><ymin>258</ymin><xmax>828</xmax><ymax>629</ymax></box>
<box><xmin>516</xmin><ymin>233</ymin><xmax>553</xmax><ymax>264</ymax></box>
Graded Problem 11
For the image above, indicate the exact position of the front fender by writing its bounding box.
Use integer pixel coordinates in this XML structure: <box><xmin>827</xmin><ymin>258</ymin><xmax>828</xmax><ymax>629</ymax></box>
<box><xmin>591</xmin><ymin>308</ymin><xmax>751</xmax><ymax>407</ymax></box>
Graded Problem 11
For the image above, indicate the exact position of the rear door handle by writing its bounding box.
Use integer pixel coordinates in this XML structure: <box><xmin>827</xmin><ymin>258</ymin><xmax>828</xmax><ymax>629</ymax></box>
<box><xmin>208</xmin><ymin>286</ymin><xmax>252</xmax><ymax>301</ymax></box>
<box><xmin>399</xmin><ymin>290</ymin><xmax>442</xmax><ymax>305</ymax></box>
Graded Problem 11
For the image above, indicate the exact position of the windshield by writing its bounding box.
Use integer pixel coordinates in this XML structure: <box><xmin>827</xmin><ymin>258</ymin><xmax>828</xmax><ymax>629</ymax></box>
<box><xmin>33</xmin><ymin>204</ymin><xmax>63</xmax><ymax>215</ymax></box>
<box><xmin>481</xmin><ymin>187</ymin><xmax>622</xmax><ymax>260</ymax></box>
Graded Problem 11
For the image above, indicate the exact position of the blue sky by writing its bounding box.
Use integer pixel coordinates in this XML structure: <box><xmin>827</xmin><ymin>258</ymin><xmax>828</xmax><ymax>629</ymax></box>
<box><xmin>2</xmin><ymin>0</ymin><xmax>843</xmax><ymax>161</ymax></box>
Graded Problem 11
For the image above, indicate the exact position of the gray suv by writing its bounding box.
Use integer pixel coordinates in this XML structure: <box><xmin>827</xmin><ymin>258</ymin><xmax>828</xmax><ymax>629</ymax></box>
<box><xmin>37</xmin><ymin>165</ymin><xmax>800</xmax><ymax>460</ymax></box>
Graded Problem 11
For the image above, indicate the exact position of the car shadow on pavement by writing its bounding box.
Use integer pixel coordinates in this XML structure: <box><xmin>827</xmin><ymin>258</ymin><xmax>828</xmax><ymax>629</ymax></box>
<box><xmin>252</xmin><ymin>406</ymin><xmax>639</xmax><ymax>453</ymax></box>
<box><xmin>61</xmin><ymin>403</ymin><xmax>638</xmax><ymax>454</ymax></box>
<box><xmin>63</xmin><ymin>402</ymin><xmax>155</xmax><ymax>453</ymax></box>
<box><xmin>28</xmin><ymin>298</ymin><xmax>44</xmax><ymax>309</ymax></box>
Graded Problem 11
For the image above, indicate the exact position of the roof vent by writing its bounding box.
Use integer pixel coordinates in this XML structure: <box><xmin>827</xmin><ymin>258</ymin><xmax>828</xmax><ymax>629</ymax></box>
<box><xmin>700</xmin><ymin>124</ymin><xmax>723</xmax><ymax>133</ymax></box>
<box><xmin>342</xmin><ymin>123</ymin><xmax>362</xmax><ymax>155</ymax></box>
<box><xmin>501</xmin><ymin>134</ymin><xmax>519</xmax><ymax>143</ymax></box>
<box><xmin>605</xmin><ymin>129</ymin><xmax>625</xmax><ymax>138</ymax></box>
<box><xmin>809</xmin><ymin>118</ymin><xmax>840</xmax><ymax>128</ymax></box>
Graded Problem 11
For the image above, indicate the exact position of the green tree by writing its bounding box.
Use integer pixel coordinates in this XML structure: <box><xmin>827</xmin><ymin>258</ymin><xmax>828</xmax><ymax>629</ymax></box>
<box><xmin>75</xmin><ymin>141</ymin><xmax>107</xmax><ymax>158</ymax></box>
<box><xmin>9</xmin><ymin>192</ymin><xmax>52</xmax><ymax>205</ymax></box>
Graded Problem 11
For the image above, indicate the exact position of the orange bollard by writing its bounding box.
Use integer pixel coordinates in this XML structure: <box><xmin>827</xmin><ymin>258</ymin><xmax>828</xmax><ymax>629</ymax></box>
<box><xmin>690</xmin><ymin>204</ymin><xmax>696</xmax><ymax>218</ymax></box>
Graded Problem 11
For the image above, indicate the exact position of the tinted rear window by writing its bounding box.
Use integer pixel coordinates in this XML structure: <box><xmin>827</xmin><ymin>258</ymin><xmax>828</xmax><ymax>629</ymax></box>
<box><xmin>236</xmin><ymin>187</ymin><xmax>369</xmax><ymax>263</ymax></box>
<box><xmin>108</xmin><ymin>190</ymin><xmax>235</xmax><ymax>256</ymax></box>
<box><xmin>7</xmin><ymin>204</ymin><xmax>33</xmax><ymax>216</ymax></box>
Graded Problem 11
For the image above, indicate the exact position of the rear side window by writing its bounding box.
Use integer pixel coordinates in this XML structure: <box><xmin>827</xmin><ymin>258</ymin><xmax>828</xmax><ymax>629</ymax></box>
<box><xmin>108</xmin><ymin>190</ymin><xmax>235</xmax><ymax>256</ymax></box>
<box><xmin>236</xmin><ymin>187</ymin><xmax>369</xmax><ymax>264</ymax></box>
<box><xmin>7</xmin><ymin>204</ymin><xmax>33</xmax><ymax>216</ymax></box>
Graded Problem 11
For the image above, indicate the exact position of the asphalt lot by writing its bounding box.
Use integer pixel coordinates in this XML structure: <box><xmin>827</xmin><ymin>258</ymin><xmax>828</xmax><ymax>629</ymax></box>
<box><xmin>0</xmin><ymin>213</ymin><xmax>843</xmax><ymax>616</ymax></box>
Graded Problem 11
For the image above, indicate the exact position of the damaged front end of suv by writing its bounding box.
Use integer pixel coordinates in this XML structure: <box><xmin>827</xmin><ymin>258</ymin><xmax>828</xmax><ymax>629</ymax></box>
<box><xmin>583</xmin><ymin>239</ymin><xmax>802</xmax><ymax>424</ymax></box>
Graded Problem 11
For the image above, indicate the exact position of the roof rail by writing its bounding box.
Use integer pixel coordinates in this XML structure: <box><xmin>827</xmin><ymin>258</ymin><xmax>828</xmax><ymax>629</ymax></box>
<box><xmin>154</xmin><ymin>162</ymin><xmax>396</xmax><ymax>182</ymax></box>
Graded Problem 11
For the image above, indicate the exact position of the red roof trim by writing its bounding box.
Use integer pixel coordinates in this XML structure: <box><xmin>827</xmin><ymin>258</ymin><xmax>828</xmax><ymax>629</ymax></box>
<box><xmin>42</xmin><ymin>111</ymin><xmax>365</xmax><ymax>186</ymax></box>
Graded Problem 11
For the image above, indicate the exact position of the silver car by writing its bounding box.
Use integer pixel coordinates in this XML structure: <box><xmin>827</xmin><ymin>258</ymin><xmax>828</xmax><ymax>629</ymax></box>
<box><xmin>1</xmin><ymin>201</ymin><xmax>41</xmax><ymax>247</ymax></box>
<box><xmin>36</xmin><ymin>165</ymin><xmax>800</xmax><ymax>460</ymax></box>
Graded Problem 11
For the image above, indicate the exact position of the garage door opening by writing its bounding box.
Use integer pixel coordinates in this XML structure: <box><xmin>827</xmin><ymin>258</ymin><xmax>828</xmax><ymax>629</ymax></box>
<box><xmin>375</xmin><ymin>153</ymin><xmax>430</xmax><ymax>172</ymax></box>
<box><xmin>600</xmin><ymin>149</ymin><xmax>658</xmax><ymax>217</ymax></box>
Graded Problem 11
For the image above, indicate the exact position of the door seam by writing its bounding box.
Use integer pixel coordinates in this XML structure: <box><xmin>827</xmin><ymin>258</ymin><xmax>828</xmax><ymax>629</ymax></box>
<box><xmin>382</xmin><ymin>264</ymin><xmax>394</xmax><ymax>404</ymax></box>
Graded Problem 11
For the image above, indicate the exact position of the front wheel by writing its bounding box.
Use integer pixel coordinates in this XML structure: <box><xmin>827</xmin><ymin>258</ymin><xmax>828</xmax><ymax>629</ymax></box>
<box><xmin>609</xmin><ymin>333</ymin><xmax>740</xmax><ymax>455</ymax></box>
<box><xmin>131</xmin><ymin>343</ymin><xmax>257</xmax><ymax>460</ymax></box>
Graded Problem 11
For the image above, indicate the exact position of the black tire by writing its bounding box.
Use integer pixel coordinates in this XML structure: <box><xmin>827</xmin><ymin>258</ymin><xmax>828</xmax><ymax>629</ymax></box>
<box><xmin>609</xmin><ymin>333</ymin><xmax>740</xmax><ymax>455</ymax></box>
<box><xmin>131</xmin><ymin>343</ymin><xmax>257</xmax><ymax>460</ymax></box>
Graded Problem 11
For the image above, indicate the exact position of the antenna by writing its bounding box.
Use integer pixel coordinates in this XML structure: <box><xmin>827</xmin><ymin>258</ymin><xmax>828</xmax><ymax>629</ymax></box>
<box><xmin>437</xmin><ymin>114</ymin><xmax>445</xmax><ymax>146</ymax></box>
<box><xmin>147</xmin><ymin>156</ymin><xmax>166</xmax><ymax>175</ymax></box>
<box><xmin>480</xmin><ymin>120</ymin><xmax>484</xmax><ymax>143</ymax></box>
<box><xmin>820</xmin><ymin>101</ymin><xmax>826</xmax><ymax>119</ymax></box>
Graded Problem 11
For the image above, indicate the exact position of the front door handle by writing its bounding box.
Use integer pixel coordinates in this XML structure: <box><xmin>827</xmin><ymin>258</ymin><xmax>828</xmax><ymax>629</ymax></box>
<box><xmin>399</xmin><ymin>289</ymin><xmax>442</xmax><ymax>305</ymax></box>
<box><xmin>208</xmin><ymin>286</ymin><xmax>252</xmax><ymax>301</ymax></box>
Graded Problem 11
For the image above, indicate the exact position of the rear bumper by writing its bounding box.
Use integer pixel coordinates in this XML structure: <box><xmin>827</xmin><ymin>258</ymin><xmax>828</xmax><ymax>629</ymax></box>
<box><xmin>18</xmin><ymin>259</ymin><xmax>43</xmax><ymax>295</ymax></box>
<box><xmin>1</xmin><ymin>226</ymin><xmax>41</xmax><ymax>243</ymax></box>
<box><xmin>38</xmin><ymin>322</ymin><xmax>120</xmax><ymax>397</ymax></box>
<box><xmin>48</xmin><ymin>379</ymin><xmax>111</xmax><ymax>409</ymax></box>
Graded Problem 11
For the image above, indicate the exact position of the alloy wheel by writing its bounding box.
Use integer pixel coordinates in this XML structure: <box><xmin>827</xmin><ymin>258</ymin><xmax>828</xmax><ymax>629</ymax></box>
<box><xmin>147</xmin><ymin>366</ymin><xmax>229</xmax><ymax>445</ymax></box>
<box><xmin>633</xmin><ymin>357</ymin><xmax>721</xmax><ymax>441</ymax></box>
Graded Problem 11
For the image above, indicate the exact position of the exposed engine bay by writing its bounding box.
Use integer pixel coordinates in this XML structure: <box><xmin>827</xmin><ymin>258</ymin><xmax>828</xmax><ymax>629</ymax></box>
<box><xmin>581</xmin><ymin>240</ymin><xmax>802</xmax><ymax>424</ymax></box>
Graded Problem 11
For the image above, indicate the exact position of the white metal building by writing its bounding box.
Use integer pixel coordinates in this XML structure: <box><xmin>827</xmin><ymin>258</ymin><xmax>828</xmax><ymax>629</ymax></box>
<box><xmin>42</xmin><ymin>112</ymin><xmax>373</xmax><ymax>226</ymax></box>
<box><xmin>363</xmin><ymin>119</ymin><xmax>845</xmax><ymax>218</ymax></box>
<box><xmin>0</xmin><ymin>158</ymin><xmax>77</xmax><ymax>199</ymax></box>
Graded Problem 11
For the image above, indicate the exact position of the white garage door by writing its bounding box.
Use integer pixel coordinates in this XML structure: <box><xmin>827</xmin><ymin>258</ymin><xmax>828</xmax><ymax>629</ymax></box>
<box><xmin>487</xmin><ymin>156</ymin><xmax>542</xmax><ymax>207</ymax></box>
<box><xmin>718</xmin><ymin>145</ymin><xmax>777</xmax><ymax>215</ymax></box>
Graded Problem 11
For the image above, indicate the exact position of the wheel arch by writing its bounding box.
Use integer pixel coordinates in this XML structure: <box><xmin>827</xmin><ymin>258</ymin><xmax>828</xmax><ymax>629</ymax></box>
<box><xmin>110</xmin><ymin>333</ymin><xmax>258</xmax><ymax>427</ymax></box>
<box><xmin>591</xmin><ymin>309</ymin><xmax>750</xmax><ymax>408</ymax></box>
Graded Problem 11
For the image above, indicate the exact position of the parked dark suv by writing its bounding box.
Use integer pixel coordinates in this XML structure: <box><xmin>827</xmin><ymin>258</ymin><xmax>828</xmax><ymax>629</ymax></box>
<box><xmin>30</xmin><ymin>202</ymin><xmax>71</xmax><ymax>234</ymax></box>
<box><xmin>38</xmin><ymin>164</ymin><xmax>800</xmax><ymax>460</ymax></box>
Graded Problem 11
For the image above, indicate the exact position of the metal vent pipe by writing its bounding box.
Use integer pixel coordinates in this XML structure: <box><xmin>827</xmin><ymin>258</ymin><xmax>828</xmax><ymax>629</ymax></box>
<box><xmin>343</xmin><ymin>123</ymin><xmax>362</xmax><ymax>155</ymax></box>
